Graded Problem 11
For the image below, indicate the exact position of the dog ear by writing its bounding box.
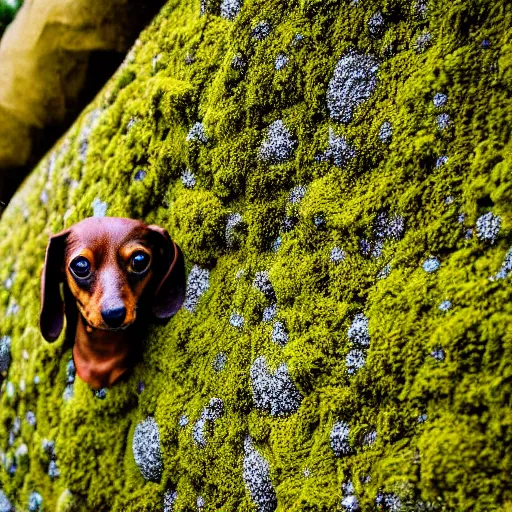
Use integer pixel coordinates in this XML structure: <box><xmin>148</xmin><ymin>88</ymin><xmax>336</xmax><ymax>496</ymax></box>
<box><xmin>40</xmin><ymin>229</ymin><xmax>70</xmax><ymax>342</ymax></box>
<box><xmin>147</xmin><ymin>225</ymin><xmax>186</xmax><ymax>319</ymax></box>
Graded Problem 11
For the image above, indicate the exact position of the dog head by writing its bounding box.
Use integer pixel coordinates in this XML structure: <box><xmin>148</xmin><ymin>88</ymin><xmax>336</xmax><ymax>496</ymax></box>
<box><xmin>40</xmin><ymin>217</ymin><xmax>186</xmax><ymax>342</ymax></box>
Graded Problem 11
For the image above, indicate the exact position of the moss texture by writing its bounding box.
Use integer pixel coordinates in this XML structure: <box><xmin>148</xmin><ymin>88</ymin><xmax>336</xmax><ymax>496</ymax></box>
<box><xmin>1</xmin><ymin>0</ymin><xmax>512</xmax><ymax>510</ymax></box>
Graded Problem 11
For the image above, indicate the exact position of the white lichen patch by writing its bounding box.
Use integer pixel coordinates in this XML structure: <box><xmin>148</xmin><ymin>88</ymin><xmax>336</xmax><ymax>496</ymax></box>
<box><xmin>371</xmin><ymin>239</ymin><xmax>384</xmax><ymax>258</ymax></box>
<box><xmin>95</xmin><ymin>388</ymin><xmax>107</xmax><ymax>400</ymax></box>
<box><xmin>181</xmin><ymin>169</ymin><xmax>196</xmax><ymax>188</ymax></box>
<box><xmin>220</xmin><ymin>0</ymin><xmax>242</xmax><ymax>20</ymax></box>
<box><xmin>253</xmin><ymin>271</ymin><xmax>275</xmax><ymax>298</ymax></box>
<box><xmin>230</xmin><ymin>312</ymin><xmax>244</xmax><ymax>329</ymax></box>
<box><xmin>346</xmin><ymin>348</ymin><xmax>366</xmax><ymax>374</ymax></box>
<box><xmin>48</xmin><ymin>459</ymin><xmax>60</xmax><ymax>479</ymax></box>
<box><xmin>250</xmin><ymin>356</ymin><xmax>302</xmax><ymax>416</ymax></box>
<box><xmin>262</xmin><ymin>303</ymin><xmax>277</xmax><ymax>322</ymax></box>
<box><xmin>327</xmin><ymin>50</ymin><xmax>379</xmax><ymax>124</ymax></box>
<box><xmin>341</xmin><ymin>481</ymin><xmax>359</xmax><ymax>511</ymax></box>
<box><xmin>431</xmin><ymin>348</ymin><xmax>445</xmax><ymax>362</ymax></box>
<box><xmin>92</xmin><ymin>197</ymin><xmax>108</xmax><ymax>217</ymax></box>
<box><xmin>152</xmin><ymin>54</ymin><xmax>162</xmax><ymax>73</ymax></box>
<box><xmin>319</xmin><ymin>128</ymin><xmax>356</xmax><ymax>167</ymax></box>
<box><xmin>376</xmin><ymin>493</ymin><xmax>402</xmax><ymax>511</ymax></box>
<box><xmin>415</xmin><ymin>31</ymin><xmax>432</xmax><ymax>53</ymax></box>
<box><xmin>0</xmin><ymin>336</ymin><xmax>11</xmax><ymax>373</ymax></box>
<box><xmin>42</xmin><ymin>439</ymin><xmax>55</xmax><ymax>459</ymax></box>
<box><xmin>25</xmin><ymin>411</ymin><xmax>36</xmax><ymax>427</ymax></box>
<box><xmin>330</xmin><ymin>421</ymin><xmax>351</xmax><ymax>457</ymax></box>
<box><xmin>491</xmin><ymin>245</ymin><xmax>512</xmax><ymax>280</ymax></box>
<box><xmin>192</xmin><ymin>416</ymin><xmax>208</xmax><ymax>448</ymax></box>
<box><xmin>164</xmin><ymin>489</ymin><xmax>178</xmax><ymax>512</ymax></box>
<box><xmin>62</xmin><ymin>384</ymin><xmax>74</xmax><ymax>402</ymax></box>
<box><xmin>213</xmin><ymin>352</ymin><xmax>227</xmax><ymax>372</ymax></box>
<box><xmin>14</xmin><ymin>443</ymin><xmax>27</xmax><ymax>460</ymax></box>
<box><xmin>282</xmin><ymin>216</ymin><xmax>298</xmax><ymax>234</ymax></box>
<box><xmin>379</xmin><ymin>121</ymin><xmax>392</xmax><ymax>143</ymax></box>
<box><xmin>10</xmin><ymin>418</ymin><xmax>20</xmax><ymax>444</ymax></box>
<box><xmin>192</xmin><ymin>398</ymin><xmax>224</xmax><ymax>448</ymax></box>
<box><xmin>28</xmin><ymin>492</ymin><xmax>43</xmax><ymax>512</ymax></box>
<box><xmin>184</xmin><ymin>265</ymin><xmax>210</xmax><ymax>312</ymax></box>
<box><xmin>436</xmin><ymin>113</ymin><xmax>451</xmax><ymax>130</ymax></box>
<box><xmin>6</xmin><ymin>382</ymin><xmax>14</xmax><ymax>399</ymax></box>
<box><xmin>0</xmin><ymin>490</ymin><xmax>13</xmax><ymax>512</ymax></box>
<box><xmin>231</xmin><ymin>54</ymin><xmax>247</xmax><ymax>71</ymax></box>
<box><xmin>368</xmin><ymin>11</ymin><xmax>385</xmax><ymax>36</ymax></box>
<box><xmin>289</xmin><ymin>185</ymin><xmax>306</xmax><ymax>204</ymax></box>
<box><xmin>259</xmin><ymin>120</ymin><xmax>296</xmax><ymax>164</ymax></box>
<box><xmin>275</xmin><ymin>53</ymin><xmax>289</xmax><ymax>71</ymax></box>
<box><xmin>415</xmin><ymin>0</ymin><xmax>428</xmax><ymax>17</ymax></box>
<box><xmin>363</xmin><ymin>429</ymin><xmax>377</xmax><ymax>446</ymax></box>
<box><xmin>271</xmin><ymin>321</ymin><xmax>289</xmax><ymax>347</ymax></box>
<box><xmin>40</xmin><ymin>189</ymin><xmax>49</xmax><ymax>205</ymax></box>
<box><xmin>360</xmin><ymin>212</ymin><xmax>404</xmax><ymax>259</ymax></box>
<box><xmin>3</xmin><ymin>271</ymin><xmax>15</xmax><ymax>290</ymax></box>
<box><xmin>132</xmin><ymin>417</ymin><xmax>163</xmax><ymax>482</ymax></box>
<box><xmin>439</xmin><ymin>300</ymin><xmax>452</xmax><ymax>311</ymax></box>
<box><xmin>66</xmin><ymin>359</ymin><xmax>76</xmax><ymax>384</ymax></box>
<box><xmin>133</xmin><ymin>169</ymin><xmax>146</xmax><ymax>182</ymax></box>
<box><xmin>5</xmin><ymin>299</ymin><xmax>19</xmax><ymax>317</ymax></box>
<box><xmin>127</xmin><ymin>117</ymin><xmax>139</xmax><ymax>131</ymax></box>
<box><xmin>243</xmin><ymin>436</ymin><xmax>277</xmax><ymax>512</ymax></box>
<box><xmin>433</xmin><ymin>92</ymin><xmax>447</xmax><ymax>108</ymax></box>
<box><xmin>436</xmin><ymin>155</ymin><xmax>449</xmax><ymax>167</ymax></box>
<box><xmin>330</xmin><ymin>246</ymin><xmax>346</xmax><ymax>263</ymax></box>
<box><xmin>347</xmin><ymin>314</ymin><xmax>370</xmax><ymax>347</ymax></box>
<box><xmin>186</xmin><ymin>122</ymin><xmax>208</xmax><ymax>144</ymax></box>
<box><xmin>476</xmin><ymin>212</ymin><xmax>501</xmax><ymax>244</ymax></box>
<box><xmin>252</xmin><ymin>21</ymin><xmax>272</xmax><ymax>41</ymax></box>
<box><xmin>226</xmin><ymin>212</ymin><xmax>243</xmax><ymax>248</ymax></box>
<box><xmin>422</xmin><ymin>257</ymin><xmax>440</xmax><ymax>273</ymax></box>
<box><xmin>375</xmin><ymin>212</ymin><xmax>405</xmax><ymax>241</ymax></box>
<box><xmin>377</xmin><ymin>263</ymin><xmax>391</xmax><ymax>279</ymax></box>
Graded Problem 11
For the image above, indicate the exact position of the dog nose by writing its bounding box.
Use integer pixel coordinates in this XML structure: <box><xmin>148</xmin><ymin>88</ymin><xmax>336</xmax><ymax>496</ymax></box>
<box><xmin>101</xmin><ymin>306</ymin><xmax>126</xmax><ymax>328</ymax></box>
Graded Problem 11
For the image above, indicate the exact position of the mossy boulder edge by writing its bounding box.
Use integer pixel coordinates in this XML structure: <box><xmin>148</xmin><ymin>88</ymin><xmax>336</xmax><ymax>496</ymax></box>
<box><xmin>0</xmin><ymin>0</ymin><xmax>512</xmax><ymax>510</ymax></box>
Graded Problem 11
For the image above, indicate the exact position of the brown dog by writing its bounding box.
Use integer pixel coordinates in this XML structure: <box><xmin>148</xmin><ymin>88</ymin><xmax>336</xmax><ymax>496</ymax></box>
<box><xmin>39</xmin><ymin>217</ymin><xmax>185</xmax><ymax>390</ymax></box>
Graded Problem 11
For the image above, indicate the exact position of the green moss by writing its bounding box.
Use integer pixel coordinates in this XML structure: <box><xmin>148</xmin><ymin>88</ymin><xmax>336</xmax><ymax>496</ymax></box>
<box><xmin>1</xmin><ymin>0</ymin><xmax>512</xmax><ymax>510</ymax></box>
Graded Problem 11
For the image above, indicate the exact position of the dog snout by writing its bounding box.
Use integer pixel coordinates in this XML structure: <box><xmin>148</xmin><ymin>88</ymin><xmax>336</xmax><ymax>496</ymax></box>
<box><xmin>101</xmin><ymin>306</ymin><xmax>127</xmax><ymax>328</ymax></box>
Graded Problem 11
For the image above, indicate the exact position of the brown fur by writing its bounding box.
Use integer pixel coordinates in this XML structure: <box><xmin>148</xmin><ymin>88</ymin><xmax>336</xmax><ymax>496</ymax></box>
<box><xmin>39</xmin><ymin>217</ymin><xmax>186</xmax><ymax>390</ymax></box>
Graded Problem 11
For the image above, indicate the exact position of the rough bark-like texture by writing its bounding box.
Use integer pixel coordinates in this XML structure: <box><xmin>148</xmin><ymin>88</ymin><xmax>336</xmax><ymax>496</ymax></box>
<box><xmin>1</xmin><ymin>0</ymin><xmax>512</xmax><ymax>510</ymax></box>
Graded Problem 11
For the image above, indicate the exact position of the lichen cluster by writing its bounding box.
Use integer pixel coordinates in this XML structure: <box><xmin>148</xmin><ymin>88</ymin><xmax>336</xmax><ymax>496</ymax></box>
<box><xmin>0</xmin><ymin>0</ymin><xmax>512</xmax><ymax>510</ymax></box>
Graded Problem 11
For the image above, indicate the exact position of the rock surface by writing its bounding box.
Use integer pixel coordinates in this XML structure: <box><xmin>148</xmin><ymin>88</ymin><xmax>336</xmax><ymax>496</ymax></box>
<box><xmin>0</xmin><ymin>0</ymin><xmax>511</xmax><ymax>510</ymax></box>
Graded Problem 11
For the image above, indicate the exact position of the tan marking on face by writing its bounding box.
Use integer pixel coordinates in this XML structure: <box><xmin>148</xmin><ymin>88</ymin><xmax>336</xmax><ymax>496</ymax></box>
<box><xmin>63</xmin><ymin>218</ymin><xmax>157</xmax><ymax>331</ymax></box>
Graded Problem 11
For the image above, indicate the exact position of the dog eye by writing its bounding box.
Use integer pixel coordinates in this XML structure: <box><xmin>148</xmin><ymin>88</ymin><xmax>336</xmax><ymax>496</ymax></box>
<box><xmin>70</xmin><ymin>256</ymin><xmax>91</xmax><ymax>279</ymax></box>
<box><xmin>131</xmin><ymin>251</ymin><xmax>150</xmax><ymax>273</ymax></box>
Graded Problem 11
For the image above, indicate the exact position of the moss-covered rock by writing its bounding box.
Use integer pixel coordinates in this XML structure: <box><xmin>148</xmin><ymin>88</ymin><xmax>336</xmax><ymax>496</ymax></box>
<box><xmin>1</xmin><ymin>0</ymin><xmax>512</xmax><ymax>510</ymax></box>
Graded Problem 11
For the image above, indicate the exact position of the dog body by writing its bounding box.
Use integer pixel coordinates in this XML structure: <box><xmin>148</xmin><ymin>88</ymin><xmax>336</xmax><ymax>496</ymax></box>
<box><xmin>39</xmin><ymin>217</ymin><xmax>185</xmax><ymax>389</ymax></box>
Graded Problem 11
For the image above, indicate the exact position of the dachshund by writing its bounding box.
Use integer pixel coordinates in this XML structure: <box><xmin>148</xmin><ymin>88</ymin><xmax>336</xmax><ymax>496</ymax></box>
<box><xmin>39</xmin><ymin>217</ymin><xmax>186</xmax><ymax>390</ymax></box>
